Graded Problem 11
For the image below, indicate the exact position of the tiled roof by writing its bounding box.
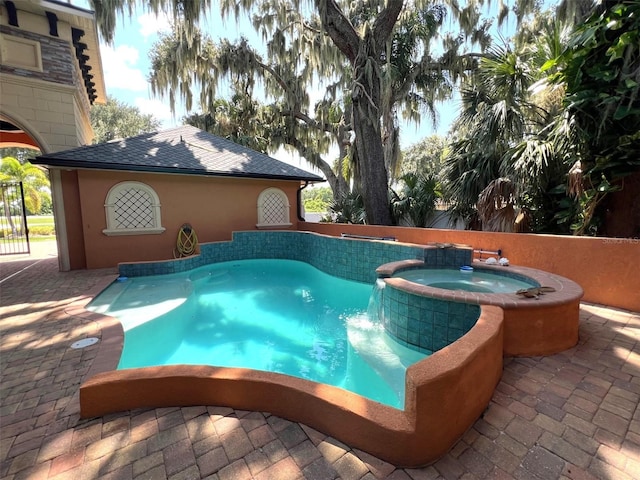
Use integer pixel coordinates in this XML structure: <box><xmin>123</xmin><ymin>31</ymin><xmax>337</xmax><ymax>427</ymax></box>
<box><xmin>33</xmin><ymin>125</ymin><xmax>324</xmax><ymax>182</ymax></box>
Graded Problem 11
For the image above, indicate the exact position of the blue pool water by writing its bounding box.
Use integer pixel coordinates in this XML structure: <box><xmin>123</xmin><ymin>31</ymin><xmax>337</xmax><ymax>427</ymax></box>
<box><xmin>88</xmin><ymin>259</ymin><xmax>427</xmax><ymax>408</ymax></box>
<box><xmin>394</xmin><ymin>268</ymin><xmax>536</xmax><ymax>294</ymax></box>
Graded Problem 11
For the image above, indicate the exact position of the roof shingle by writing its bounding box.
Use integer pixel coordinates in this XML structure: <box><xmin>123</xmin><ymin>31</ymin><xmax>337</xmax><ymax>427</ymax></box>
<box><xmin>34</xmin><ymin>125</ymin><xmax>324</xmax><ymax>182</ymax></box>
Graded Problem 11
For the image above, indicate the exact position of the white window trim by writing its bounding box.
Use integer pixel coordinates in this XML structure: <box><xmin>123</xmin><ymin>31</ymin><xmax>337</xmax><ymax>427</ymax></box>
<box><xmin>103</xmin><ymin>181</ymin><xmax>166</xmax><ymax>236</ymax></box>
<box><xmin>256</xmin><ymin>187</ymin><xmax>292</xmax><ymax>229</ymax></box>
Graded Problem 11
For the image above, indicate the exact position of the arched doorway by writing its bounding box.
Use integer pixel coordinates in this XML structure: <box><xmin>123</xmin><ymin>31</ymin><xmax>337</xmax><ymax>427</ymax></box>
<box><xmin>0</xmin><ymin>118</ymin><xmax>42</xmax><ymax>150</ymax></box>
<box><xmin>0</xmin><ymin>115</ymin><xmax>60</xmax><ymax>262</ymax></box>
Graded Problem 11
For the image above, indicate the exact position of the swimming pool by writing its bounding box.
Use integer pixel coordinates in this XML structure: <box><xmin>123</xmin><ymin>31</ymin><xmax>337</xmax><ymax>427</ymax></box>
<box><xmin>79</xmin><ymin>230</ymin><xmax>582</xmax><ymax>466</ymax></box>
<box><xmin>87</xmin><ymin>259</ymin><xmax>426</xmax><ymax>408</ymax></box>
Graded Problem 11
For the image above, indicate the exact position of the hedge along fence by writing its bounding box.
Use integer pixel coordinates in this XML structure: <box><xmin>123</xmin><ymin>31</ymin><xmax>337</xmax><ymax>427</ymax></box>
<box><xmin>27</xmin><ymin>216</ymin><xmax>55</xmax><ymax>236</ymax></box>
<box><xmin>0</xmin><ymin>226</ymin><xmax>55</xmax><ymax>237</ymax></box>
<box><xmin>28</xmin><ymin>225</ymin><xmax>56</xmax><ymax>236</ymax></box>
<box><xmin>0</xmin><ymin>216</ymin><xmax>55</xmax><ymax>237</ymax></box>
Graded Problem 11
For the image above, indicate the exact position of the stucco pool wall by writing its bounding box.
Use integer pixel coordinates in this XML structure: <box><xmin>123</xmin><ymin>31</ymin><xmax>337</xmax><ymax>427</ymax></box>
<box><xmin>79</xmin><ymin>231</ymin><xmax>579</xmax><ymax>465</ymax></box>
<box><xmin>377</xmin><ymin>260</ymin><xmax>584</xmax><ymax>357</ymax></box>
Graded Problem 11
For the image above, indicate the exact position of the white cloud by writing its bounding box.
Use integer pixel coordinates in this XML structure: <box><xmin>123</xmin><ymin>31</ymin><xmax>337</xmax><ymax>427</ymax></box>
<box><xmin>137</xmin><ymin>12</ymin><xmax>172</xmax><ymax>39</ymax></box>
<box><xmin>134</xmin><ymin>97</ymin><xmax>176</xmax><ymax>126</ymax></box>
<box><xmin>100</xmin><ymin>44</ymin><xmax>149</xmax><ymax>92</ymax></box>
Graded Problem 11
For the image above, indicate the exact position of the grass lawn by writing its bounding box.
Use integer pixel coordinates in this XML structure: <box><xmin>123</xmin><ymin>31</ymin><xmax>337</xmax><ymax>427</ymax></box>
<box><xmin>30</xmin><ymin>235</ymin><xmax>56</xmax><ymax>242</ymax></box>
<box><xmin>27</xmin><ymin>215</ymin><xmax>54</xmax><ymax>226</ymax></box>
<box><xmin>2</xmin><ymin>216</ymin><xmax>56</xmax><ymax>242</ymax></box>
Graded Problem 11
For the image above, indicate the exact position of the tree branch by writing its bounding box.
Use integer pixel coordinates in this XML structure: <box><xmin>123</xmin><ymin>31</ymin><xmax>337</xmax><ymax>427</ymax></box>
<box><xmin>288</xmin><ymin>136</ymin><xmax>338</xmax><ymax>186</ymax></box>
<box><xmin>254</xmin><ymin>59</ymin><xmax>295</xmax><ymax>99</ymax></box>
<box><xmin>315</xmin><ymin>0</ymin><xmax>361</xmax><ymax>63</ymax></box>
<box><xmin>280</xmin><ymin>110</ymin><xmax>341</xmax><ymax>136</ymax></box>
<box><xmin>372</xmin><ymin>0</ymin><xmax>405</xmax><ymax>51</ymax></box>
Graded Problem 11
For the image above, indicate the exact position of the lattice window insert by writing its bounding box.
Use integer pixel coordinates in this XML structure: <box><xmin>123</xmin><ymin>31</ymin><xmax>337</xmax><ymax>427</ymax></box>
<box><xmin>103</xmin><ymin>182</ymin><xmax>165</xmax><ymax>236</ymax></box>
<box><xmin>257</xmin><ymin>188</ymin><xmax>291</xmax><ymax>228</ymax></box>
<box><xmin>113</xmin><ymin>188</ymin><xmax>154</xmax><ymax>228</ymax></box>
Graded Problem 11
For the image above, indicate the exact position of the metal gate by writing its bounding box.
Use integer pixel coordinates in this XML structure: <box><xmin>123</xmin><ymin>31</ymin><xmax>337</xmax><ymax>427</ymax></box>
<box><xmin>0</xmin><ymin>182</ymin><xmax>30</xmax><ymax>255</ymax></box>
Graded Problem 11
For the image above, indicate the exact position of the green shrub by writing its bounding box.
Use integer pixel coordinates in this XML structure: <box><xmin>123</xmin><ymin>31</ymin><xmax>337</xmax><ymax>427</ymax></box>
<box><xmin>0</xmin><ymin>228</ymin><xmax>25</xmax><ymax>238</ymax></box>
<box><xmin>29</xmin><ymin>225</ymin><xmax>56</xmax><ymax>236</ymax></box>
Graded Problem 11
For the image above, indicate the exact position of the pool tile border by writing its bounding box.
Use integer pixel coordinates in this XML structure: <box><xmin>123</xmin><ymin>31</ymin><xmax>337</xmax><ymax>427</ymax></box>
<box><xmin>120</xmin><ymin>231</ymin><xmax>431</xmax><ymax>284</ymax></box>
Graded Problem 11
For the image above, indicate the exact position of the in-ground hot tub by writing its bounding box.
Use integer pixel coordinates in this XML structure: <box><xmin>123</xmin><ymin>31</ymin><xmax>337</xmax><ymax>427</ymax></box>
<box><xmin>393</xmin><ymin>266</ymin><xmax>538</xmax><ymax>294</ymax></box>
<box><xmin>376</xmin><ymin>258</ymin><xmax>584</xmax><ymax>357</ymax></box>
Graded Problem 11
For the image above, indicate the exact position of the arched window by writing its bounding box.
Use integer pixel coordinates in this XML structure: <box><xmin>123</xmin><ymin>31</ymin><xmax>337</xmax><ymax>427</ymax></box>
<box><xmin>256</xmin><ymin>187</ymin><xmax>292</xmax><ymax>228</ymax></box>
<box><xmin>103</xmin><ymin>181</ymin><xmax>165</xmax><ymax>236</ymax></box>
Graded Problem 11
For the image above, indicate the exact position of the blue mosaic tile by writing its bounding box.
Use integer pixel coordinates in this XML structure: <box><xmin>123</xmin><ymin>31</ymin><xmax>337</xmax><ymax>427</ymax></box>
<box><xmin>449</xmin><ymin>314</ymin><xmax>464</xmax><ymax>330</ymax></box>
<box><xmin>407</xmin><ymin>331</ymin><xmax>420</xmax><ymax>346</ymax></box>
<box><xmin>434</xmin><ymin>312</ymin><xmax>449</xmax><ymax>327</ymax></box>
<box><xmin>449</xmin><ymin>302</ymin><xmax>467</xmax><ymax>317</ymax></box>
<box><xmin>397</xmin><ymin>326</ymin><xmax>408</xmax><ymax>342</ymax></box>
<box><xmin>419</xmin><ymin>320</ymin><xmax>433</xmax><ymax>336</ymax></box>
<box><xmin>419</xmin><ymin>334</ymin><xmax>433</xmax><ymax>350</ymax></box>
<box><xmin>448</xmin><ymin>327</ymin><xmax>465</xmax><ymax>343</ymax></box>
<box><xmin>407</xmin><ymin>317</ymin><xmax>421</xmax><ymax>333</ymax></box>
<box><xmin>433</xmin><ymin>300</ymin><xmax>449</xmax><ymax>314</ymax></box>
<box><xmin>433</xmin><ymin>332</ymin><xmax>448</xmax><ymax>351</ymax></box>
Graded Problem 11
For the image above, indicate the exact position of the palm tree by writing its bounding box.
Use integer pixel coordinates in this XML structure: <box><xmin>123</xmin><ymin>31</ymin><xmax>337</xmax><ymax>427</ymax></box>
<box><xmin>442</xmin><ymin>41</ymin><xmax>536</xmax><ymax>229</ymax></box>
<box><xmin>390</xmin><ymin>173</ymin><xmax>442</xmax><ymax>227</ymax></box>
<box><xmin>1</xmin><ymin>156</ymin><xmax>49</xmax><ymax>213</ymax></box>
<box><xmin>442</xmin><ymin>10</ymin><xmax>580</xmax><ymax>233</ymax></box>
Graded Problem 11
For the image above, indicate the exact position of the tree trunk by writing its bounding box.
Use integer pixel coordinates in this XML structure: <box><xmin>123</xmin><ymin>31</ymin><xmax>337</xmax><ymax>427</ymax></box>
<box><xmin>315</xmin><ymin>159</ymin><xmax>350</xmax><ymax>202</ymax></box>
<box><xmin>350</xmin><ymin>38</ymin><xmax>393</xmax><ymax>225</ymax></box>
<box><xmin>352</xmin><ymin>101</ymin><xmax>392</xmax><ymax>224</ymax></box>
<box><xmin>316</xmin><ymin>0</ymin><xmax>402</xmax><ymax>226</ymax></box>
<box><xmin>1</xmin><ymin>190</ymin><xmax>18</xmax><ymax>235</ymax></box>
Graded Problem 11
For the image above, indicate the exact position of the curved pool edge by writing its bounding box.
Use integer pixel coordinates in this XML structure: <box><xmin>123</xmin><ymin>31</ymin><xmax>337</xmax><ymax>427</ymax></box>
<box><xmin>78</xmin><ymin>304</ymin><xmax>505</xmax><ymax>467</ymax></box>
<box><xmin>379</xmin><ymin>260</ymin><xmax>584</xmax><ymax>356</ymax></box>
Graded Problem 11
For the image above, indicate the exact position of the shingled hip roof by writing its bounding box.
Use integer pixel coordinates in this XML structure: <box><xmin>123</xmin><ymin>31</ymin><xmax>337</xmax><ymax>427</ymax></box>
<box><xmin>33</xmin><ymin>125</ymin><xmax>325</xmax><ymax>182</ymax></box>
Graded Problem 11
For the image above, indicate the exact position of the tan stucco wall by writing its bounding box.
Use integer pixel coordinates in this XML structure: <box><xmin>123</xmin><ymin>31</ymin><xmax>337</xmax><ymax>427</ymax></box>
<box><xmin>0</xmin><ymin>4</ymin><xmax>98</xmax><ymax>153</ymax></box>
<box><xmin>61</xmin><ymin>169</ymin><xmax>301</xmax><ymax>269</ymax></box>
<box><xmin>0</xmin><ymin>76</ymin><xmax>87</xmax><ymax>152</ymax></box>
<box><xmin>300</xmin><ymin>223</ymin><xmax>640</xmax><ymax>313</ymax></box>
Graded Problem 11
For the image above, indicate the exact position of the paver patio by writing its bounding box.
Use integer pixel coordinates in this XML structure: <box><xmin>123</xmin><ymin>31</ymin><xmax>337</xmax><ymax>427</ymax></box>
<box><xmin>1</xmin><ymin>247</ymin><xmax>639</xmax><ymax>479</ymax></box>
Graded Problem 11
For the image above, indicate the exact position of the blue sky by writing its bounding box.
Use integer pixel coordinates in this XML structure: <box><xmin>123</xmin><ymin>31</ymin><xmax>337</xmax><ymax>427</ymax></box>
<box><xmin>74</xmin><ymin>1</ymin><xmax>516</xmax><ymax>169</ymax></box>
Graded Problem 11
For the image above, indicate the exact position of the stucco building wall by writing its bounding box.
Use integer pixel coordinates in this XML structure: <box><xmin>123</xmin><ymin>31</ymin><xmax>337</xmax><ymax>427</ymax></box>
<box><xmin>58</xmin><ymin>169</ymin><xmax>301</xmax><ymax>269</ymax></box>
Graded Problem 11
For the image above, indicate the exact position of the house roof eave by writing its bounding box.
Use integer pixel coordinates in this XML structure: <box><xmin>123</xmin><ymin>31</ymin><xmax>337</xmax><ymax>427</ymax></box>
<box><xmin>34</xmin><ymin>158</ymin><xmax>326</xmax><ymax>183</ymax></box>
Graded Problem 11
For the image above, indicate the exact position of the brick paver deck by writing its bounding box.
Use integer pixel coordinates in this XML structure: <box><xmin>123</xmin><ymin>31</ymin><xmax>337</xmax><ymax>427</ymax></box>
<box><xmin>1</xmin><ymin>252</ymin><xmax>639</xmax><ymax>479</ymax></box>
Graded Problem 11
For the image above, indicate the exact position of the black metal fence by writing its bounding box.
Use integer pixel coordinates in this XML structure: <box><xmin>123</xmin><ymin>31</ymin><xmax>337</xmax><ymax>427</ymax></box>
<box><xmin>0</xmin><ymin>182</ymin><xmax>30</xmax><ymax>255</ymax></box>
